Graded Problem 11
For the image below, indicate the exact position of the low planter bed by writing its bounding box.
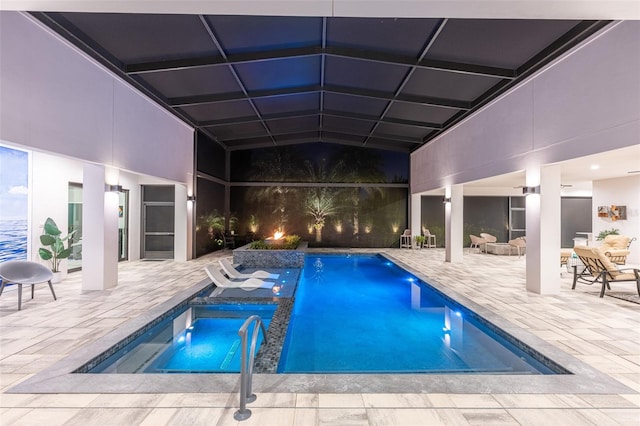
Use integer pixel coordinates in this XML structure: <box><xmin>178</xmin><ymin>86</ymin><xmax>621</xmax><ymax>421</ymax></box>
<box><xmin>233</xmin><ymin>241</ymin><xmax>308</xmax><ymax>268</ymax></box>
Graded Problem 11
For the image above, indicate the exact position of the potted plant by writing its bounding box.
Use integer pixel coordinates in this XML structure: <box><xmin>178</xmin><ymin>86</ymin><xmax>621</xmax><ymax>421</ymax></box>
<box><xmin>414</xmin><ymin>235</ymin><xmax>425</xmax><ymax>249</ymax></box>
<box><xmin>38</xmin><ymin>217</ymin><xmax>79</xmax><ymax>281</ymax></box>
<box><xmin>596</xmin><ymin>228</ymin><xmax>619</xmax><ymax>241</ymax></box>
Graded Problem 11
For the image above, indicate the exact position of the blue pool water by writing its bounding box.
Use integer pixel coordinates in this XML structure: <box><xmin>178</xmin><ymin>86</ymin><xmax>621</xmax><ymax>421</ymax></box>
<box><xmin>277</xmin><ymin>254</ymin><xmax>555</xmax><ymax>374</ymax></box>
<box><xmin>88</xmin><ymin>254</ymin><xmax>560</xmax><ymax>375</ymax></box>
<box><xmin>92</xmin><ymin>304</ymin><xmax>275</xmax><ymax>373</ymax></box>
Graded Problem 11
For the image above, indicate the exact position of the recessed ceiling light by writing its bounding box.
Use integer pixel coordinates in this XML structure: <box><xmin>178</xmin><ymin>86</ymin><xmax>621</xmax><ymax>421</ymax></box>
<box><xmin>590</xmin><ymin>164</ymin><xmax>600</xmax><ymax>170</ymax></box>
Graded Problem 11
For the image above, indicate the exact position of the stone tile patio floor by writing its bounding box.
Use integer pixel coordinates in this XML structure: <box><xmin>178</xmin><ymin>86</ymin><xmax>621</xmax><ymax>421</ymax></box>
<box><xmin>0</xmin><ymin>248</ymin><xmax>638</xmax><ymax>425</ymax></box>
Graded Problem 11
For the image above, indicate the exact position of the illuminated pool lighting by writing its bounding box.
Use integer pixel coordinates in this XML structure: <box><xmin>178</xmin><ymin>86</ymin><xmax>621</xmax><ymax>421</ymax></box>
<box><xmin>455</xmin><ymin>311</ymin><xmax>462</xmax><ymax>317</ymax></box>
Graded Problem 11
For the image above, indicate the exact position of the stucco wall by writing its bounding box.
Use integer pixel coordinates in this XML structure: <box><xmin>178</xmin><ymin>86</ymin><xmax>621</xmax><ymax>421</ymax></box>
<box><xmin>0</xmin><ymin>11</ymin><xmax>194</xmax><ymax>185</ymax></box>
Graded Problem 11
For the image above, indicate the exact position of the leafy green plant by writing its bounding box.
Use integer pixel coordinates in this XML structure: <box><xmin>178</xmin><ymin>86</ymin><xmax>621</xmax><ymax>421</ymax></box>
<box><xmin>597</xmin><ymin>228</ymin><xmax>619</xmax><ymax>241</ymax></box>
<box><xmin>38</xmin><ymin>217</ymin><xmax>78</xmax><ymax>272</ymax></box>
<box><xmin>249</xmin><ymin>234</ymin><xmax>301</xmax><ymax>250</ymax></box>
<box><xmin>249</xmin><ymin>240</ymin><xmax>269</xmax><ymax>250</ymax></box>
<box><xmin>414</xmin><ymin>235</ymin><xmax>425</xmax><ymax>247</ymax></box>
<box><xmin>283</xmin><ymin>234</ymin><xmax>301</xmax><ymax>248</ymax></box>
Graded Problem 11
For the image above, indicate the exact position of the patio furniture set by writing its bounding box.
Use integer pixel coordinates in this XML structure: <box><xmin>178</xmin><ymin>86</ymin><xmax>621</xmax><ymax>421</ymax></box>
<box><xmin>399</xmin><ymin>229</ymin><xmax>436</xmax><ymax>249</ymax></box>
<box><xmin>469</xmin><ymin>233</ymin><xmax>526</xmax><ymax>257</ymax></box>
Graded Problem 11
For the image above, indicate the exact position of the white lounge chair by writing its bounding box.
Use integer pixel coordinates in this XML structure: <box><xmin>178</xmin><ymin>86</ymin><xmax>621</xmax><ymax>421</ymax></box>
<box><xmin>204</xmin><ymin>265</ymin><xmax>273</xmax><ymax>296</ymax></box>
<box><xmin>219</xmin><ymin>258</ymin><xmax>279</xmax><ymax>279</ymax></box>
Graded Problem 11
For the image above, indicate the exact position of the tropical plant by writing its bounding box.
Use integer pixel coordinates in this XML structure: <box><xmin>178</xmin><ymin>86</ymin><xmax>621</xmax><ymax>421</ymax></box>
<box><xmin>306</xmin><ymin>188</ymin><xmax>339</xmax><ymax>242</ymax></box>
<box><xmin>228</xmin><ymin>212</ymin><xmax>238</xmax><ymax>233</ymax></box>
<box><xmin>249</xmin><ymin>234</ymin><xmax>300</xmax><ymax>250</ymax></box>
<box><xmin>38</xmin><ymin>217</ymin><xmax>78</xmax><ymax>273</ymax></box>
<box><xmin>246</xmin><ymin>146</ymin><xmax>305</xmax><ymax>233</ymax></box>
<box><xmin>199</xmin><ymin>210</ymin><xmax>225</xmax><ymax>238</ymax></box>
<box><xmin>330</xmin><ymin>146</ymin><xmax>386</xmax><ymax>236</ymax></box>
<box><xmin>304</xmin><ymin>158</ymin><xmax>341</xmax><ymax>243</ymax></box>
<box><xmin>597</xmin><ymin>228</ymin><xmax>619</xmax><ymax>241</ymax></box>
<box><xmin>248</xmin><ymin>214</ymin><xmax>259</xmax><ymax>233</ymax></box>
<box><xmin>414</xmin><ymin>235</ymin><xmax>425</xmax><ymax>248</ymax></box>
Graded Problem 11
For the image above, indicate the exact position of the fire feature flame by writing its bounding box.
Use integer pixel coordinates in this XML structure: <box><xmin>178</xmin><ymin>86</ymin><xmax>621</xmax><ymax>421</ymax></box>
<box><xmin>273</xmin><ymin>231</ymin><xmax>284</xmax><ymax>240</ymax></box>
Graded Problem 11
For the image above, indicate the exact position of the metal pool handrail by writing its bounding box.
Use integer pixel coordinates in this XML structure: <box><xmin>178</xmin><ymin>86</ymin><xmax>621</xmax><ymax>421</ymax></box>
<box><xmin>234</xmin><ymin>314</ymin><xmax>268</xmax><ymax>421</ymax></box>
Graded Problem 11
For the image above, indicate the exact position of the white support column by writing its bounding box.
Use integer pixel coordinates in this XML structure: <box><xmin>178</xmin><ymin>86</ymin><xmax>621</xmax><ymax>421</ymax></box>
<box><xmin>445</xmin><ymin>185</ymin><xmax>464</xmax><ymax>263</ymax></box>
<box><xmin>186</xmin><ymin>186</ymin><xmax>195</xmax><ymax>261</ymax></box>
<box><xmin>410</xmin><ymin>193</ymin><xmax>421</xmax><ymax>245</ymax></box>
<box><xmin>526</xmin><ymin>164</ymin><xmax>561</xmax><ymax>294</ymax></box>
<box><xmin>82</xmin><ymin>164</ymin><xmax>118</xmax><ymax>291</ymax></box>
<box><xmin>174</xmin><ymin>185</ymin><xmax>188</xmax><ymax>262</ymax></box>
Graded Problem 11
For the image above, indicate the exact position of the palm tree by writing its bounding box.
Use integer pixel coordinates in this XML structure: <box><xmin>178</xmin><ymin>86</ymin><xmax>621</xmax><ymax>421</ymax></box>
<box><xmin>246</xmin><ymin>146</ymin><xmax>304</xmax><ymax>233</ymax></box>
<box><xmin>304</xmin><ymin>158</ymin><xmax>341</xmax><ymax>243</ymax></box>
<box><xmin>330</xmin><ymin>146</ymin><xmax>386</xmax><ymax>236</ymax></box>
<box><xmin>306</xmin><ymin>188</ymin><xmax>339</xmax><ymax>242</ymax></box>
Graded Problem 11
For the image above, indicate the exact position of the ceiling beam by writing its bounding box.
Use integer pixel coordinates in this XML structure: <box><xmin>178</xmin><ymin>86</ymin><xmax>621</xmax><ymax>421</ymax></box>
<box><xmin>125</xmin><ymin>45</ymin><xmax>514</xmax><ymax>79</ymax></box>
<box><xmin>169</xmin><ymin>85</ymin><xmax>320</xmax><ymax>107</ymax></box>
<box><xmin>170</xmin><ymin>84</ymin><xmax>469</xmax><ymax>110</ymax></box>
<box><xmin>219</xmin><ymin>128</ymin><xmax>421</xmax><ymax>145</ymax></box>
<box><xmin>197</xmin><ymin>108</ymin><xmax>442</xmax><ymax>130</ymax></box>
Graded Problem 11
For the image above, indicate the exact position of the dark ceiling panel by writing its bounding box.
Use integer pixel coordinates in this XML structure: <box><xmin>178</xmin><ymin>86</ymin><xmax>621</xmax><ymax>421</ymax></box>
<box><xmin>35</xmin><ymin>12</ymin><xmax>607</xmax><ymax>152</ymax></box>
<box><xmin>235</xmin><ymin>56</ymin><xmax>321</xmax><ymax>91</ymax></box>
<box><xmin>324</xmin><ymin>56</ymin><xmax>409</xmax><ymax>93</ymax></box>
<box><xmin>266</xmin><ymin>116</ymin><xmax>320</xmax><ymax>134</ymax></box>
<box><xmin>205</xmin><ymin>15</ymin><xmax>322</xmax><ymax>54</ymax></box>
<box><xmin>323</xmin><ymin>115</ymin><xmax>376</xmax><ymax>135</ymax></box>
<box><xmin>322</xmin><ymin>132</ymin><xmax>367</xmax><ymax>144</ymax></box>
<box><xmin>178</xmin><ymin>100</ymin><xmax>257</xmax><ymax>122</ymax></box>
<box><xmin>326</xmin><ymin>18</ymin><xmax>440</xmax><ymax>57</ymax></box>
<box><xmin>366</xmin><ymin>138</ymin><xmax>419</xmax><ymax>152</ymax></box>
<box><xmin>373</xmin><ymin>123</ymin><xmax>428</xmax><ymax>140</ymax></box>
<box><xmin>226</xmin><ymin>136</ymin><xmax>275</xmax><ymax>149</ymax></box>
<box><xmin>135</xmin><ymin>65</ymin><xmax>240</xmax><ymax>98</ymax></box>
<box><xmin>253</xmin><ymin>93</ymin><xmax>320</xmax><ymax>115</ymax></box>
<box><xmin>208</xmin><ymin>122</ymin><xmax>268</xmax><ymax>140</ymax></box>
<box><xmin>426</xmin><ymin>19</ymin><xmax>580</xmax><ymax>69</ymax></box>
<box><xmin>385</xmin><ymin>101</ymin><xmax>459</xmax><ymax>125</ymax></box>
<box><xmin>275</xmin><ymin>132</ymin><xmax>321</xmax><ymax>144</ymax></box>
<box><xmin>323</xmin><ymin>93</ymin><xmax>389</xmax><ymax>117</ymax></box>
<box><xmin>401</xmin><ymin>68</ymin><xmax>503</xmax><ymax>102</ymax></box>
<box><xmin>58</xmin><ymin>13</ymin><xmax>219</xmax><ymax>63</ymax></box>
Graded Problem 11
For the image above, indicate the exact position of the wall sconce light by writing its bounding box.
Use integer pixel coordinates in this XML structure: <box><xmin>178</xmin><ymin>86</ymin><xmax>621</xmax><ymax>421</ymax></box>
<box><xmin>443</xmin><ymin>197</ymin><xmax>451</xmax><ymax>204</ymax></box>
<box><xmin>105</xmin><ymin>184</ymin><xmax>123</xmax><ymax>193</ymax></box>
<box><xmin>187</xmin><ymin>195</ymin><xmax>196</xmax><ymax>203</ymax></box>
<box><xmin>522</xmin><ymin>186</ymin><xmax>540</xmax><ymax>196</ymax></box>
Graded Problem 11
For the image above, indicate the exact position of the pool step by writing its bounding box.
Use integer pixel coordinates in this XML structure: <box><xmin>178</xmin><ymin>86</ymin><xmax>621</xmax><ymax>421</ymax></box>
<box><xmin>220</xmin><ymin>339</ymin><xmax>241</xmax><ymax>370</ymax></box>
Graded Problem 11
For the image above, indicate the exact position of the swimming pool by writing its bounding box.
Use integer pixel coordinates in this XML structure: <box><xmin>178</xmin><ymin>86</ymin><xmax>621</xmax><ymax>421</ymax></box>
<box><xmin>91</xmin><ymin>304</ymin><xmax>276</xmax><ymax>373</ymax></box>
<box><xmin>12</xmin><ymin>251</ymin><xmax>635</xmax><ymax>395</ymax></box>
<box><xmin>278</xmin><ymin>254</ymin><xmax>557</xmax><ymax>374</ymax></box>
<box><xmin>86</xmin><ymin>254</ymin><xmax>560</xmax><ymax>376</ymax></box>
